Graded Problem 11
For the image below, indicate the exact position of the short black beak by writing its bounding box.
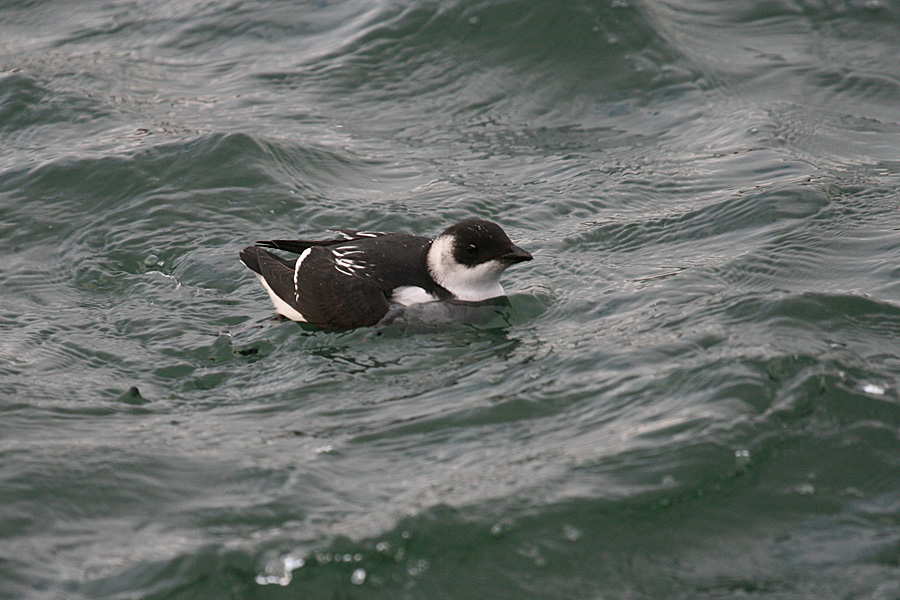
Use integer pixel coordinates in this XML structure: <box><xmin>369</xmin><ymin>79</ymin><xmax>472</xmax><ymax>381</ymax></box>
<box><xmin>502</xmin><ymin>244</ymin><xmax>533</xmax><ymax>264</ymax></box>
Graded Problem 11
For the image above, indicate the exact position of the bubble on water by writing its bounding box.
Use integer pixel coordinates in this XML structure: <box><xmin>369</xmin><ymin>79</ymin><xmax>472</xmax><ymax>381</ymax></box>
<box><xmin>407</xmin><ymin>559</ymin><xmax>429</xmax><ymax>576</ymax></box>
<box><xmin>255</xmin><ymin>554</ymin><xmax>305</xmax><ymax>586</ymax></box>
<box><xmin>517</xmin><ymin>544</ymin><xmax>546</xmax><ymax>566</ymax></box>
<box><xmin>862</xmin><ymin>383</ymin><xmax>886</xmax><ymax>395</ymax></box>
<box><xmin>794</xmin><ymin>483</ymin><xmax>815</xmax><ymax>495</ymax></box>
<box><xmin>563</xmin><ymin>524</ymin><xmax>583</xmax><ymax>542</ymax></box>
<box><xmin>351</xmin><ymin>568</ymin><xmax>366</xmax><ymax>585</ymax></box>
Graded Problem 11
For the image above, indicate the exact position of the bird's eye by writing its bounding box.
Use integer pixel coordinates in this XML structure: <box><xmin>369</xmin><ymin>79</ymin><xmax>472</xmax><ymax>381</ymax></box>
<box><xmin>465</xmin><ymin>244</ymin><xmax>478</xmax><ymax>255</ymax></box>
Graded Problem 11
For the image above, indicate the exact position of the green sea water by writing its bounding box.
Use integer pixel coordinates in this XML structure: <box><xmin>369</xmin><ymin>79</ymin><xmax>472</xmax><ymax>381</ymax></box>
<box><xmin>3</xmin><ymin>1</ymin><xmax>900</xmax><ymax>598</ymax></box>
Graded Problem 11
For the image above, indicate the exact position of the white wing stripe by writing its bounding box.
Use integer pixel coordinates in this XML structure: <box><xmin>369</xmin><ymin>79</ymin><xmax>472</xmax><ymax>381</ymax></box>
<box><xmin>294</xmin><ymin>248</ymin><xmax>312</xmax><ymax>303</ymax></box>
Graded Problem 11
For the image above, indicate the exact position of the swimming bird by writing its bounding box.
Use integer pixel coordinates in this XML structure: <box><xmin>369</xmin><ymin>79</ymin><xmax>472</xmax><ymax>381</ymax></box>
<box><xmin>239</xmin><ymin>219</ymin><xmax>533</xmax><ymax>329</ymax></box>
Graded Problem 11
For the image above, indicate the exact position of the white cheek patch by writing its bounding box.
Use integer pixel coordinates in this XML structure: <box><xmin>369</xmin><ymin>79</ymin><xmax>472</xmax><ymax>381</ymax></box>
<box><xmin>449</xmin><ymin>261</ymin><xmax>506</xmax><ymax>301</ymax></box>
<box><xmin>427</xmin><ymin>236</ymin><xmax>506</xmax><ymax>302</ymax></box>
<box><xmin>391</xmin><ymin>286</ymin><xmax>439</xmax><ymax>306</ymax></box>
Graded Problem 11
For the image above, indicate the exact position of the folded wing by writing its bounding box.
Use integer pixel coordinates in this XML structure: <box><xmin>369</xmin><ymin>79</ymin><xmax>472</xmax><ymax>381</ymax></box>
<box><xmin>239</xmin><ymin>245</ymin><xmax>391</xmax><ymax>329</ymax></box>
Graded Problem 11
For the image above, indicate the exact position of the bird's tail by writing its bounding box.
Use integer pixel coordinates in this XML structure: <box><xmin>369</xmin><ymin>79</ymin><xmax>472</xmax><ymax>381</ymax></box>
<box><xmin>239</xmin><ymin>246</ymin><xmax>268</xmax><ymax>275</ymax></box>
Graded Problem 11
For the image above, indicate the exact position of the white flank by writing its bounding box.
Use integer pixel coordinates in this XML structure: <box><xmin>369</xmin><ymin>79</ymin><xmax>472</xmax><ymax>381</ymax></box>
<box><xmin>426</xmin><ymin>235</ymin><xmax>505</xmax><ymax>301</ymax></box>
<box><xmin>255</xmin><ymin>274</ymin><xmax>307</xmax><ymax>321</ymax></box>
<box><xmin>391</xmin><ymin>285</ymin><xmax>440</xmax><ymax>306</ymax></box>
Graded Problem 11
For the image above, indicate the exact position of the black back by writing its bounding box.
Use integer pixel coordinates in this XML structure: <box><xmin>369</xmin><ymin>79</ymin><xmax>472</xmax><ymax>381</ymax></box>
<box><xmin>241</xmin><ymin>230</ymin><xmax>453</xmax><ymax>329</ymax></box>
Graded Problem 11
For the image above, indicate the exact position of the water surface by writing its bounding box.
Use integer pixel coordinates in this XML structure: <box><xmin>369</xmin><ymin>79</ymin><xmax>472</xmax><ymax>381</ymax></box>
<box><xmin>3</xmin><ymin>1</ymin><xmax>900</xmax><ymax>598</ymax></box>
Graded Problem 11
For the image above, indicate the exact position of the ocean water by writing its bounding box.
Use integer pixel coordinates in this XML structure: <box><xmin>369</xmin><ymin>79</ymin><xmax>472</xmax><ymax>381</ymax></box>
<box><xmin>3</xmin><ymin>0</ymin><xmax>900</xmax><ymax>598</ymax></box>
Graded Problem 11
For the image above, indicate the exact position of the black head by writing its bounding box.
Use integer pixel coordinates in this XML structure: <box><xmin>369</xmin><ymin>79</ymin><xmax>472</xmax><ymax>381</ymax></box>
<box><xmin>440</xmin><ymin>219</ymin><xmax>532</xmax><ymax>267</ymax></box>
